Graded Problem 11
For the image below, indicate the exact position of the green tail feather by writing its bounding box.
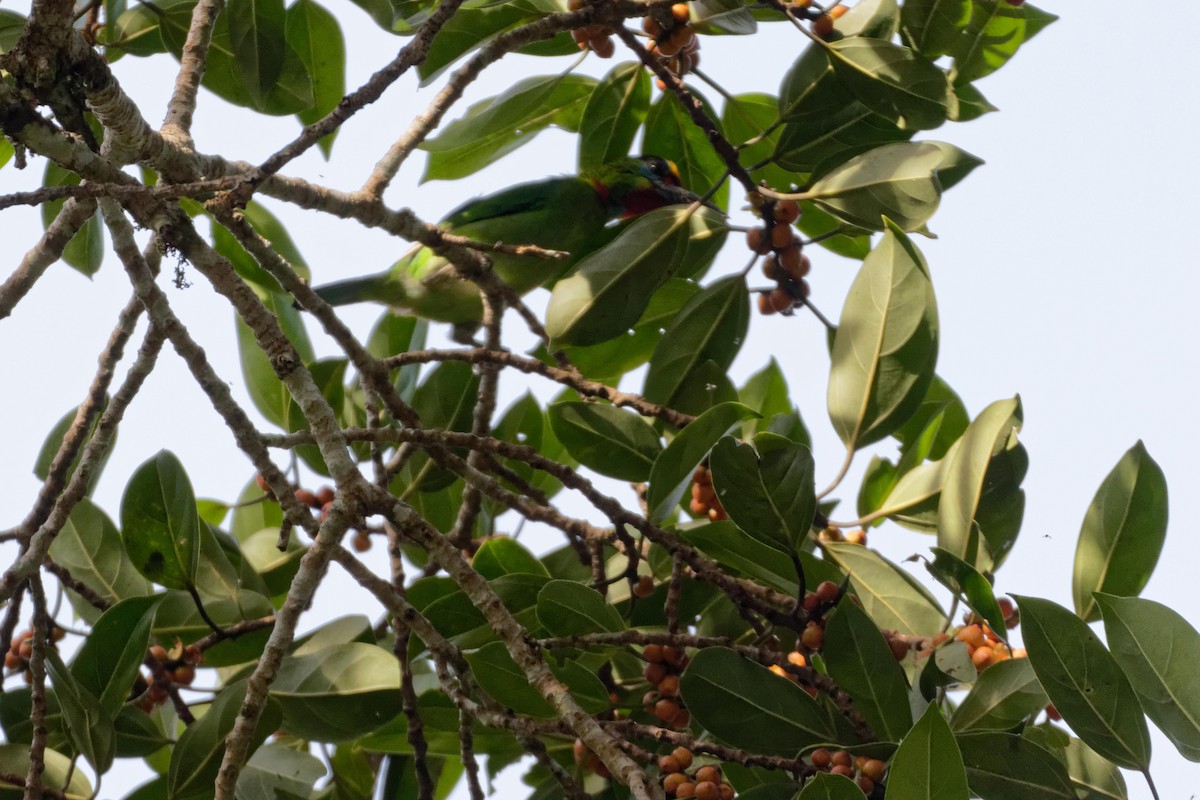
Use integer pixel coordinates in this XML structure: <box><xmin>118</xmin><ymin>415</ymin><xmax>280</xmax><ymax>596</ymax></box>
<box><xmin>311</xmin><ymin>271</ymin><xmax>409</xmax><ymax>308</ymax></box>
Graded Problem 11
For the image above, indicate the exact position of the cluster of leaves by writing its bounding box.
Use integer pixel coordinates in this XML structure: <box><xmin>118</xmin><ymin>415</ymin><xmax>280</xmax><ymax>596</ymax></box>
<box><xmin>4</xmin><ymin>0</ymin><xmax>1199</xmax><ymax>799</ymax></box>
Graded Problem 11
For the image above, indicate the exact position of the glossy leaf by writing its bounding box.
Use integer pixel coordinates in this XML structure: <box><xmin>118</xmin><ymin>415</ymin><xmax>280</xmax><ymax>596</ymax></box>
<box><xmin>0</xmin><ymin>745</ymin><xmax>92</xmax><ymax>798</ymax></box>
<box><xmin>537</xmin><ymin>580</ymin><xmax>625</xmax><ymax>636</ymax></box>
<box><xmin>419</xmin><ymin>573</ymin><xmax>549</xmax><ymax>650</ymax></box>
<box><xmin>797</xmin><ymin>772</ymin><xmax>864</xmax><ymax>799</ymax></box>
<box><xmin>236</xmin><ymin>291</ymin><xmax>315</xmax><ymax>429</ymax></box>
<box><xmin>547</xmin><ymin>402</ymin><xmax>661</xmax><ymax>482</ymax></box>
<box><xmin>709</xmin><ymin>433</ymin><xmax>815</xmax><ymax>551</ymax></box>
<box><xmin>168</xmin><ymin>682</ymin><xmax>282</xmax><ymax>800</ymax></box>
<box><xmin>270</xmin><ymin>643</ymin><xmax>402</xmax><ymax>741</ymax></box>
<box><xmin>925</xmin><ymin>548</ymin><xmax>1005</xmax><ymax>639</ymax></box>
<box><xmin>44</xmin><ymin>650</ymin><xmax>115</xmax><ymax>773</ymax></box>
<box><xmin>956</xmin><ymin>732</ymin><xmax>1075</xmax><ymax>800</ymax></box>
<box><xmin>1072</xmin><ymin>441</ymin><xmax>1168</xmax><ymax>621</ymax></box>
<box><xmin>237</xmin><ymin>743</ymin><xmax>327</xmax><ymax>800</ymax></box>
<box><xmin>679</xmin><ymin>648</ymin><xmax>844</xmax><ymax>754</ymax></box>
<box><xmin>288</xmin><ymin>0</ymin><xmax>346</xmax><ymax>156</ymax></box>
<box><xmin>822</xmin><ymin>598</ymin><xmax>912</xmax><ymax>741</ymax></box>
<box><xmin>937</xmin><ymin>396</ymin><xmax>1021</xmax><ymax>571</ymax></box>
<box><xmin>886</xmin><ymin>702</ymin><xmax>968</xmax><ymax>798</ymax></box>
<box><xmin>417</xmin><ymin>0</ymin><xmax>538</xmax><ymax>83</ymax></box>
<box><xmin>41</xmin><ymin>163</ymin><xmax>104</xmax><ymax>276</ymax></box>
<box><xmin>828</xmin><ymin>220</ymin><xmax>938</xmax><ymax>451</ymax></box>
<box><xmin>227</xmin><ymin>0</ymin><xmax>286</xmax><ymax>106</ymax></box>
<box><xmin>643</xmin><ymin>276</ymin><xmax>750</xmax><ymax>409</ymax></box>
<box><xmin>1014</xmin><ymin>595</ymin><xmax>1150</xmax><ymax>770</ymax></box>
<box><xmin>805</xmin><ymin>141</ymin><xmax>946</xmax><ymax>232</ymax></box>
<box><xmin>950</xmin><ymin>657</ymin><xmax>1047</xmax><ymax>732</ymax></box>
<box><xmin>120</xmin><ymin>450</ymin><xmax>201</xmax><ymax>590</ymax></box>
<box><xmin>643</xmin><ymin>89</ymin><xmax>729</xmax><ymax>211</ymax></box>
<box><xmin>682</xmin><ymin>521</ymin><xmax>803</xmax><ymax>595</ymax></box>
<box><xmin>49</xmin><ymin>499</ymin><xmax>152</xmax><ymax>623</ymax></box>
<box><xmin>472</xmin><ymin>537</ymin><xmax>549</xmax><ymax>580</ymax></box>
<box><xmin>825</xmin><ymin>38</ymin><xmax>956</xmax><ymax>130</ymax></box>
<box><xmin>1095</xmin><ymin>593</ymin><xmax>1200</xmax><ymax>761</ymax></box>
<box><xmin>721</xmin><ymin>93</ymin><xmax>794</xmax><ymax>191</ymax></box>
<box><xmin>951</xmin><ymin>1</ymin><xmax>1057</xmax><ymax>85</ymax></box>
<box><xmin>901</xmin><ymin>0</ymin><xmax>971</xmax><ymax>58</ymax></box>
<box><xmin>464</xmin><ymin>642</ymin><xmax>608</xmax><ymax>717</ymax></box>
<box><xmin>70</xmin><ymin>595</ymin><xmax>162</xmax><ymax>716</ymax></box>
<box><xmin>646</xmin><ymin>402</ymin><xmax>760</xmax><ymax>522</ymax></box>
<box><xmin>1062</xmin><ymin>736</ymin><xmax>1127</xmax><ymax>800</ymax></box>
<box><xmin>823</xmin><ymin>543</ymin><xmax>945</xmax><ymax>637</ymax></box>
<box><xmin>578</xmin><ymin>62</ymin><xmax>650</xmax><ymax>170</ymax></box>
<box><xmin>34</xmin><ymin>402</ymin><xmax>113</xmax><ymax>498</ymax></box>
<box><xmin>421</xmin><ymin>75</ymin><xmax>595</xmax><ymax>181</ymax></box>
<box><xmin>545</xmin><ymin>206</ymin><xmax>726</xmax><ymax>346</ymax></box>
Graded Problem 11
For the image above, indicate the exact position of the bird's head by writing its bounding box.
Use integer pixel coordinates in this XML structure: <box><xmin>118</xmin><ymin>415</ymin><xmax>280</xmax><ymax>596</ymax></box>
<box><xmin>590</xmin><ymin>155</ymin><xmax>708</xmax><ymax>220</ymax></box>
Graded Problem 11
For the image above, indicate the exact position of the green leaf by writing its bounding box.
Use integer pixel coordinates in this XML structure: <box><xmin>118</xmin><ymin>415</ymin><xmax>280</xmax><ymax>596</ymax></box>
<box><xmin>828</xmin><ymin>220</ymin><xmax>938</xmax><ymax>451</ymax></box>
<box><xmin>471</xmin><ymin>537</ymin><xmax>549</xmax><ymax>580</ymax></box>
<box><xmin>679</xmin><ymin>648</ymin><xmax>844</xmax><ymax>754</ymax></box>
<box><xmin>1071</xmin><ymin>441</ymin><xmax>1168</xmax><ymax>621</ymax></box>
<box><xmin>823</xmin><ymin>543</ymin><xmax>945</xmax><ymax>637</ymax></box>
<box><xmin>49</xmin><ymin>499</ymin><xmax>152</xmax><ymax>623</ymax></box>
<box><xmin>823</xmin><ymin>598</ymin><xmax>912</xmax><ymax>741</ymax></box>
<box><xmin>288</xmin><ymin>0</ymin><xmax>346</xmax><ymax>156</ymax></box>
<box><xmin>227</xmin><ymin>0</ymin><xmax>286</xmax><ymax>106</ymax></box>
<box><xmin>691</xmin><ymin>0</ymin><xmax>756</xmax><ymax>35</ymax></box>
<box><xmin>554</xmin><ymin>278</ymin><xmax>700</xmax><ymax>382</ymax></box>
<box><xmin>578</xmin><ymin>62</ymin><xmax>650</xmax><ymax>170</ymax></box>
<box><xmin>937</xmin><ymin>396</ymin><xmax>1021</xmax><ymax>571</ymax></box>
<box><xmin>824</xmin><ymin>38</ymin><xmax>956</xmax><ymax>130</ymax></box>
<box><xmin>237</xmin><ymin>743</ymin><xmax>327</xmax><ymax>800</ymax></box>
<box><xmin>950</xmin><ymin>1</ymin><xmax>1057</xmax><ymax>85</ymax></box>
<box><xmin>366</xmin><ymin>313</ymin><xmax>428</xmax><ymax>401</ymax></box>
<box><xmin>1062</xmin><ymin>736</ymin><xmax>1127</xmax><ymax>800</ymax></box>
<box><xmin>70</xmin><ymin>595</ymin><xmax>162</xmax><ymax>716</ymax></box>
<box><xmin>708</xmin><ymin>433</ymin><xmax>815</xmax><ymax>551</ymax></box>
<box><xmin>886</xmin><ymin>702</ymin><xmax>968</xmax><ymax>798</ymax></box>
<box><xmin>120</xmin><ymin>450</ymin><xmax>201</xmax><ymax>590</ymax></box>
<box><xmin>270</xmin><ymin>643</ymin><xmax>402</xmax><ymax>741</ymax></box>
<box><xmin>464</xmin><ymin>642</ymin><xmax>607</xmax><ymax>717</ymax></box>
<box><xmin>1014</xmin><ymin>595</ymin><xmax>1150</xmax><ymax>770</ymax></box>
<box><xmin>643</xmin><ymin>88</ymin><xmax>729</xmax><ymax>211</ymax></box>
<box><xmin>1095</xmin><ymin>594</ymin><xmax>1200</xmax><ymax>761</ymax></box>
<box><xmin>419</xmin><ymin>574</ymin><xmax>548</xmax><ymax>650</ymax></box>
<box><xmin>416</xmin><ymin>0</ymin><xmax>539</xmax><ymax>83</ymax></box>
<box><xmin>805</xmin><ymin>141</ymin><xmax>947</xmax><ymax>232</ymax></box>
<box><xmin>796</xmin><ymin>772</ymin><xmax>864</xmax><ymax>799</ymax></box>
<box><xmin>925</xmin><ymin>548</ymin><xmax>1005</xmax><ymax>639</ymax></box>
<box><xmin>33</xmin><ymin>402</ymin><xmax>114</xmax><ymax>496</ymax></box>
<box><xmin>834</xmin><ymin>0</ymin><xmax>900</xmax><ymax>38</ymax></box>
<box><xmin>547</xmin><ymin>402</ymin><xmax>662</xmax><ymax>482</ymax></box>
<box><xmin>0</xmin><ymin>10</ymin><xmax>26</xmax><ymax>53</ymax></box>
<box><xmin>421</xmin><ymin>74</ymin><xmax>596</xmax><ymax>181</ymax></box>
<box><xmin>646</xmin><ymin>402</ymin><xmax>760</xmax><ymax>522</ymax></box>
<box><xmin>956</xmin><ymin>732</ymin><xmax>1076</xmax><ymax>800</ymax></box>
<box><xmin>0</xmin><ymin>745</ymin><xmax>93</xmax><ymax>798</ymax></box>
<box><xmin>41</xmin><ymin>163</ymin><xmax>104</xmax><ymax>275</ymax></box>
<box><xmin>950</xmin><ymin>657</ymin><xmax>1048</xmax><ymax>732</ymax></box>
<box><xmin>722</xmin><ymin>93</ymin><xmax>794</xmax><ymax>191</ymax></box>
<box><xmin>545</xmin><ymin>205</ymin><xmax>726</xmax><ymax>346</ymax></box>
<box><xmin>44</xmin><ymin>651</ymin><xmax>116</xmax><ymax>773</ymax></box>
<box><xmin>643</xmin><ymin>276</ymin><xmax>750</xmax><ymax>409</ymax></box>
<box><xmin>536</xmin><ymin>580</ymin><xmax>625</xmax><ymax>636</ymax></box>
<box><xmin>114</xmin><ymin>706</ymin><xmax>171</xmax><ymax>758</ymax></box>
<box><xmin>680</xmin><ymin>520</ymin><xmax>808</xmax><ymax>595</ymax></box>
<box><xmin>168</xmin><ymin>682</ymin><xmax>282</xmax><ymax>800</ymax></box>
<box><xmin>236</xmin><ymin>291</ymin><xmax>315</xmax><ymax>429</ymax></box>
<box><xmin>901</xmin><ymin>0</ymin><xmax>971</xmax><ymax>58</ymax></box>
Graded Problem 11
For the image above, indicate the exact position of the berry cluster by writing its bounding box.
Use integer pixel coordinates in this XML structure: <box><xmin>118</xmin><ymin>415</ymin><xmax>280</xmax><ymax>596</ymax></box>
<box><xmin>4</xmin><ymin>626</ymin><xmax>65</xmax><ymax>682</ymax></box>
<box><xmin>955</xmin><ymin>599</ymin><xmax>1025</xmax><ymax>671</ymax></box>
<box><xmin>135</xmin><ymin>642</ymin><xmax>202</xmax><ymax>712</ymax></box>
<box><xmin>689</xmin><ymin>465</ymin><xmax>726</xmax><ymax>521</ymax></box>
<box><xmin>568</xmin><ymin>0</ymin><xmax>616</xmax><ymax>58</ymax></box>
<box><xmin>641</xmin><ymin>644</ymin><xmax>691</xmax><ymax>729</ymax></box>
<box><xmin>747</xmin><ymin>200</ymin><xmax>811</xmax><ymax>316</ymax></box>
<box><xmin>644</xmin><ymin>3</ymin><xmax>700</xmax><ymax>84</ymax></box>
<box><xmin>808</xmin><ymin>748</ymin><xmax>886</xmax><ymax>796</ymax></box>
<box><xmin>660</xmin><ymin>751</ymin><xmax>735</xmax><ymax>800</ymax></box>
<box><xmin>797</xmin><ymin>579</ymin><xmax>843</xmax><ymax>651</ymax></box>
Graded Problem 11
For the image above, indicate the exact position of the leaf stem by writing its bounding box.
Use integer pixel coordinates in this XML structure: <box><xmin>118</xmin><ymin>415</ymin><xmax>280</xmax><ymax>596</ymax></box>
<box><xmin>817</xmin><ymin>445</ymin><xmax>854</xmax><ymax>501</ymax></box>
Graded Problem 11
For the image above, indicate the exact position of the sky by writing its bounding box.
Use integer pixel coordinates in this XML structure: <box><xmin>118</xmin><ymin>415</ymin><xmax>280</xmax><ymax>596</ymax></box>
<box><xmin>1</xmin><ymin>0</ymin><xmax>1197</xmax><ymax>796</ymax></box>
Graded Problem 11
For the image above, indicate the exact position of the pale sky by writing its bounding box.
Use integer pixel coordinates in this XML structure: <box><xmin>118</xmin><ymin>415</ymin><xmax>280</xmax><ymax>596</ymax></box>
<box><xmin>1</xmin><ymin>0</ymin><xmax>1196</xmax><ymax>796</ymax></box>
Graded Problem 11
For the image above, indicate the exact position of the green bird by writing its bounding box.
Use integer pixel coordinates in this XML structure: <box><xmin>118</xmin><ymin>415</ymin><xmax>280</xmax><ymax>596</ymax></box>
<box><xmin>309</xmin><ymin>156</ymin><xmax>702</xmax><ymax>329</ymax></box>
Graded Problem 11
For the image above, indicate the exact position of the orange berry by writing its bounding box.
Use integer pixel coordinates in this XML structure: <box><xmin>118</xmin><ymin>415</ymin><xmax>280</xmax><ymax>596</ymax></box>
<box><xmin>856</xmin><ymin>776</ymin><xmax>875</xmax><ymax>794</ymax></box>
<box><xmin>17</xmin><ymin>640</ymin><xmax>33</xmax><ymax>660</ymax></box>
<box><xmin>776</xmin><ymin>244</ymin><xmax>803</xmax><ymax>277</ymax></box>
<box><xmin>787</xmin><ymin>651</ymin><xmax>807</xmax><ymax>667</ymax></box>
<box><xmin>756</xmin><ymin>293</ymin><xmax>777</xmax><ymax>316</ymax></box>
<box><xmin>659</xmin><ymin>674</ymin><xmax>680</xmax><ymax>697</ymax></box>
<box><xmin>663</xmin><ymin>646</ymin><xmax>687</xmax><ymax>668</ymax></box>
<box><xmin>971</xmin><ymin>646</ymin><xmax>995</xmax><ymax>669</ymax></box>
<box><xmin>1012</xmin><ymin>647</ymin><xmax>1027</xmax><ymax>659</ymax></box>
<box><xmin>3</xmin><ymin>652</ymin><xmax>19</xmax><ymax>669</ymax></box>
<box><xmin>829</xmin><ymin>3</ymin><xmax>848</xmax><ymax>18</ymax></box>
<box><xmin>669</xmin><ymin>707</ymin><xmax>691</xmax><ymax>728</ymax></box>
<box><xmin>830</xmin><ymin>751</ymin><xmax>852</xmax><ymax>768</ymax></box>
<box><xmin>643</xmin><ymin>15</ymin><xmax>663</xmax><ymax>36</ymax></box>
<box><xmin>634</xmin><ymin>575</ymin><xmax>656</xmax><ymax>597</ymax></box>
<box><xmin>768</xmin><ymin>288</ymin><xmax>793</xmax><ymax>313</ymax></box>
<box><xmin>694</xmin><ymin>782</ymin><xmax>719</xmax><ymax>800</ymax></box>
<box><xmin>671</xmin><ymin>3</ymin><xmax>691</xmax><ymax>24</ymax></box>
<box><xmin>172</xmin><ymin>664</ymin><xmax>196</xmax><ymax>685</ymax></box>
<box><xmin>773</xmin><ymin>199</ymin><xmax>800</xmax><ymax>224</ymax></box>
<box><xmin>149</xmin><ymin>644</ymin><xmax>168</xmax><ymax>662</ymax></box>
<box><xmin>672</xmin><ymin>747</ymin><xmax>694</xmax><ymax>769</ymax></box>
<box><xmin>718</xmin><ymin>784</ymin><xmax>734</xmax><ymax>800</ymax></box>
<box><xmin>644</xmin><ymin>644</ymin><xmax>666</xmax><ymax>663</ymax></box>
<box><xmin>675</xmin><ymin>782</ymin><xmax>697</xmax><ymax>798</ymax></box>
<box><xmin>813</xmin><ymin>13</ymin><xmax>834</xmax><ymax>37</ymax></box>
<box><xmin>294</xmin><ymin>488</ymin><xmax>317</xmax><ymax>506</ymax></box>
<box><xmin>645</xmin><ymin>661</ymin><xmax>668</xmax><ymax>684</ymax></box>
<box><xmin>843</xmin><ymin>528</ymin><xmax>866</xmax><ymax>545</ymax></box>
<box><xmin>955</xmin><ymin>624</ymin><xmax>986</xmax><ymax>650</ymax></box>
<box><xmin>889</xmin><ymin>638</ymin><xmax>909</xmax><ymax>661</ymax></box>
<box><xmin>592</xmin><ymin>35</ymin><xmax>615</xmax><ymax>58</ymax></box>
<box><xmin>815</xmin><ymin>580</ymin><xmax>840</xmax><ymax>604</ymax></box>
<box><xmin>316</xmin><ymin>486</ymin><xmax>335</xmax><ymax>506</ymax></box>
<box><xmin>148</xmin><ymin>682</ymin><xmax>170</xmax><ymax>704</ymax></box>
<box><xmin>668</xmin><ymin>25</ymin><xmax>695</xmax><ymax>51</ymax></box>
<box><xmin>351</xmin><ymin>532</ymin><xmax>372</xmax><ymax>553</ymax></box>
<box><xmin>802</xmin><ymin>592</ymin><xmax>821</xmax><ymax>613</ymax></box>
<box><xmin>659</xmin><ymin>755</ymin><xmax>683</xmax><ymax>774</ymax></box>
<box><xmin>655</xmin><ymin>698</ymin><xmax>681</xmax><ymax>723</ymax></box>
<box><xmin>801</xmin><ymin>622</ymin><xmax>824</xmax><ymax>651</ymax></box>
<box><xmin>861</xmin><ymin>758</ymin><xmax>886</xmax><ymax>780</ymax></box>
<box><xmin>664</xmin><ymin>773</ymin><xmax>689</xmax><ymax>793</ymax></box>
<box><xmin>694</xmin><ymin>766</ymin><xmax>720</xmax><ymax>784</ymax></box>
<box><xmin>829</xmin><ymin>764</ymin><xmax>854</xmax><ymax>777</ymax></box>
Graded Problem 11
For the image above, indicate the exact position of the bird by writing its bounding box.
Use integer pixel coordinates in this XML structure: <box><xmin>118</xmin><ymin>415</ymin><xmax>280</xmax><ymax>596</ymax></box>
<box><xmin>307</xmin><ymin>156</ymin><xmax>704</xmax><ymax>329</ymax></box>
